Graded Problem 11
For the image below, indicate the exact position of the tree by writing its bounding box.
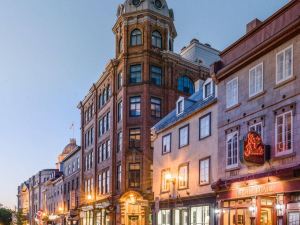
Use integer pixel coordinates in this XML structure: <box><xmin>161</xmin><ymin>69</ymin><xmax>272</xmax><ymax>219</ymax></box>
<box><xmin>0</xmin><ymin>207</ymin><xmax>12</xmax><ymax>225</ymax></box>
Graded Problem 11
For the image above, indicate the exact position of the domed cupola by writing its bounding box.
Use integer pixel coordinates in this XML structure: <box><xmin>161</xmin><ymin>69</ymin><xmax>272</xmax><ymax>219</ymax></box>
<box><xmin>118</xmin><ymin>0</ymin><xmax>173</xmax><ymax>19</ymax></box>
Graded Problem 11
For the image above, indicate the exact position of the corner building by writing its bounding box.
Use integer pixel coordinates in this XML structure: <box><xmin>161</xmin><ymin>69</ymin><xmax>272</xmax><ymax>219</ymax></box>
<box><xmin>77</xmin><ymin>1</ymin><xmax>209</xmax><ymax>225</ymax></box>
<box><xmin>212</xmin><ymin>1</ymin><xmax>300</xmax><ymax>225</ymax></box>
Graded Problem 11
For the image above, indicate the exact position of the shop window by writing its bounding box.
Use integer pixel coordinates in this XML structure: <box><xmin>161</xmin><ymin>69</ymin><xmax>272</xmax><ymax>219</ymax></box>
<box><xmin>276</xmin><ymin>111</ymin><xmax>293</xmax><ymax>156</ymax></box>
<box><xmin>226</xmin><ymin>77</ymin><xmax>238</xmax><ymax>108</ymax></box>
<box><xmin>157</xmin><ymin>210</ymin><xmax>171</xmax><ymax>225</ymax></box>
<box><xmin>226</xmin><ymin>131</ymin><xmax>239</xmax><ymax>169</ymax></box>
<box><xmin>289</xmin><ymin>212</ymin><xmax>300</xmax><ymax>225</ymax></box>
<box><xmin>178</xmin><ymin>164</ymin><xmax>188</xmax><ymax>189</ymax></box>
<box><xmin>174</xmin><ymin>208</ymin><xmax>189</xmax><ymax>225</ymax></box>
<box><xmin>276</xmin><ymin>45</ymin><xmax>293</xmax><ymax>84</ymax></box>
<box><xmin>190</xmin><ymin>206</ymin><xmax>210</xmax><ymax>225</ymax></box>
<box><xmin>96</xmin><ymin>210</ymin><xmax>106</xmax><ymax>225</ymax></box>
<box><xmin>249</xmin><ymin>63</ymin><xmax>263</xmax><ymax>97</ymax></box>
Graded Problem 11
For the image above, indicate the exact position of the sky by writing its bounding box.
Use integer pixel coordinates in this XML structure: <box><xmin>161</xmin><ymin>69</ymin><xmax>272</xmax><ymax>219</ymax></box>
<box><xmin>0</xmin><ymin>0</ymin><xmax>289</xmax><ymax>209</ymax></box>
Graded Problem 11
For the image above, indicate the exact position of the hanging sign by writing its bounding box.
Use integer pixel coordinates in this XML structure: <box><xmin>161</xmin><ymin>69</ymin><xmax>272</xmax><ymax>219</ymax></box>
<box><xmin>243</xmin><ymin>131</ymin><xmax>265</xmax><ymax>164</ymax></box>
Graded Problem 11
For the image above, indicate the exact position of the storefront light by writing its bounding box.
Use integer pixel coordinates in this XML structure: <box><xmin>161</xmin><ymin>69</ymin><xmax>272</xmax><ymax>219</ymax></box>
<box><xmin>86</xmin><ymin>194</ymin><xmax>92</xmax><ymax>200</ymax></box>
<box><xmin>214</xmin><ymin>208</ymin><xmax>221</xmax><ymax>214</ymax></box>
<box><xmin>249</xmin><ymin>205</ymin><xmax>257</xmax><ymax>218</ymax></box>
<box><xmin>276</xmin><ymin>204</ymin><xmax>285</xmax><ymax>217</ymax></box>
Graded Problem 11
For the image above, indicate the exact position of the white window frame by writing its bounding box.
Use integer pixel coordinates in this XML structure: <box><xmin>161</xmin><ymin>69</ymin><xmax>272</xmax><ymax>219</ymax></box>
<box><xmin>226</xmin><ymin>77</ymin><xmax>238</xmax><ymax>109</ymax></box>
<box><xmin>176</xmin><ymin>97</ymin><xmax>185</xmax><ymax>116</ymax></box>
<box><xmin>203</xmin><ymin>78</ymin><xmax>213</xmax><ymax>100</ymax></box>
<box><xmin>179</xmin><ymin>125</ymin><xmax>189</xmax><ymax>148</ymax></box>
<box><xmin>226</xmin><ymin>131</ymin><xmax>239</xmax><ymax>169</ymax></box>
<box><xmin>276</xmin><ymin>45</ymin><xmax>293</xmax><ymax>84</ymax></box>
<box><xmin>161</xmin><ymin>169</ymin><xmax>170</xmax><ymax>193</ymax></box>
<box><xmin>275</xmin><ymin>110</ymin><xmax>293</xmax><ymax>156</ymax></box>
<box><xmin>162</xmin><ymin>133</ymin><xmax>171</xmax><ymax>154</ymax></box>
<box><xmin>199</xmin><ymin>157</ymin><xmax>210</xmax><ymax>185</ymax></box>
<box><xmin>249</xmin><ymin>63</ymin><xmax>264</xmax><ymax>97</ymax></box>
<box><xmin>249</xmin><ymin>122</ymin><xmax>264</xmax><ymax>140</ymax></box>
<box><xmin>178</xmin><ymin>164</ymin><xmax>189</xmax><ymax>189</ymax></box>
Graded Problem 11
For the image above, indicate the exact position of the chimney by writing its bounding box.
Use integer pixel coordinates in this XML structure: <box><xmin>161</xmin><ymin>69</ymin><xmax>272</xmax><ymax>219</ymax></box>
<box><xmin>195</xmin><ymin>79</ymin><xmax>204</xmax><ymax>93</ymax></box>
<box><xmin>246</xmin><ymin>18</ymin><xmax>262</xmax><ymax>33</ymax></box>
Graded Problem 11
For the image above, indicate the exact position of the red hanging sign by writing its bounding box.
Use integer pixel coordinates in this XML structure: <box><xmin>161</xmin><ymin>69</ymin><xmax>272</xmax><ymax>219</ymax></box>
<box><xmin>244</xmin><ymin>131</ymin><xmax>265</xmax><ymax>164</ymax></box>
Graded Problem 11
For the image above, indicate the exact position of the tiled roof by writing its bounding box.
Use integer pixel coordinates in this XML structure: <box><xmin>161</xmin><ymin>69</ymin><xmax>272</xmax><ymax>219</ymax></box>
<box><xmin>152</xmin><ymin>90</ymin><xmax>216</xmax><ymax>133</ymax></box>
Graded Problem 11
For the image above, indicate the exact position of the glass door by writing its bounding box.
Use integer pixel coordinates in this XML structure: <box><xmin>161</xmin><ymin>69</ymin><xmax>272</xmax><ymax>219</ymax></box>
<box><xmin>174</xmin><ymin>208</ymin><xmax>189</xmax><ymax>225</ymax></box>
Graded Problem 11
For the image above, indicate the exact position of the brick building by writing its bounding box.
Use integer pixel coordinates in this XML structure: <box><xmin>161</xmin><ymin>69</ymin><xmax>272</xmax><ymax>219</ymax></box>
<box><xmin>212</xmin><ymin>1</ymin><xmax>300</xmax><ymax>225</ymax></box>
<box><xmin>77</xmin><ymin>0</ymin><xmax>212</xmax><ymax>225</ymax></box>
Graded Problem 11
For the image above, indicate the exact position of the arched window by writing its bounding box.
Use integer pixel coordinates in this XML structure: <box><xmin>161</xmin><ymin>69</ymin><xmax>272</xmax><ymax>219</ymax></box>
<box><xmin>130</xmin><ymin>29</ymin><xmax>142</xmax><ymax>46</ymax></box>
<box><xmin>119</xmin><ymin>37</ymin><xmax>123</xmax><ymax>53</ymax></box>
<box><xmin>106</xmin><ymin>85</ymin><xmax>111</xmax><ymax>100</ymax></box>
<box><xmin>152</xmin><ymin>31</ymin><xmax>162</xmax><ymax>48</ymax></box>
<box><xmin>178</xmin><ymin>76</ymin><xmax>195</xmax><ymax>95</ymax></box>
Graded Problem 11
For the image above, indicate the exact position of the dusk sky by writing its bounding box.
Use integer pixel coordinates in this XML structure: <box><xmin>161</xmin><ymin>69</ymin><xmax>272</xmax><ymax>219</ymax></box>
<box><xmin>0</xmin><ymin>0</ymin><xmax>289</xmax><ymax>208</ymax></box>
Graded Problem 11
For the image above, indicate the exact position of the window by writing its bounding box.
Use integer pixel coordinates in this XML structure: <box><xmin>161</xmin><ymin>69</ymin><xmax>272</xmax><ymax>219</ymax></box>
<box><xmin>179</xmin><ymin>125</ymin><xmax>189</xmax><ymax>148</ymax></box>
<box><xmin>130</xmin><ymin>29</ymin><xmax>142</xmax><ymax>46</ymax></box>
<box><xmin>178</xmin><ymin>76</ymin><xmax>194</xmax><ymax>95</ymax></box>
<box><xmin>203</xmin><ymin>80</ymin><xmax>213</xmax><ymax>99</ymax></box>
<box><xmin>276</xmin><ymin>111</ymin><xmax>293</xmax><ymax>156</ymax></box>
<box><xmin>157</xmin><ymin>210</ymin><xmax>171</xmax><ymax>225</ymax></box>
<box><xmin>119</xmin><ymin>37</ymin><xmax>123</xmax><ymax>53</ymax></box>
<box><xmin>128</xmin><ymin>163</ymin><xmax>140</xmax><ymax>188</ymax></box>
<box><xmin>117</xmin><ymin>101</ymin><xmax>123</xmax><ymax>122</ymax></box>
<box><xmin>152</xmin><ymin>31</ymin><xmax>162</xmax><ymax>48</ymax></box>
<box><xmin>130</xmin><ymin>96</ymin><xmax>141</xmax><ymax>117</ymax></box>
<box><xmin>226</xmin><ymin>77</ymin><xmax>238</xmax><ymax>108</ymax></box>
<box><xmin>176</xmin><ymin>98</ymin><xmax>184</xmax><ymax>115</ymax></box>
<box><xmin>106</xmin><ymin>111</ymin><xmax>110</xmax><ymax>131</ymax></box>
<box><xmin>249</xmin><ymin>122</ymin><xmax>263</xmax><ymax>138</ymax></box>
<box><xmin>249</xmin><ymin>63</ymin><xmax>263</xmax><ymax>97</ymax></box>
<box><xmin>151</xmin><ymin>97</ymin><xmax>161</xmax><ymax>118</ymax></box>
<box><xmin>190</xmin><ymin>206</ymin><xmax>210</xmax><ymax>225</ymax></box>
<box><xmin>117</xmin><ymin>73</ymin><xmax>123</xmax><ymax>89</ymax></box>
<box><xmin>98</xmin><ymin>169</ymin><xmax>110</xmax><ymax>195</ymax></box>
<box><xmin>117</xmin><ymin>131</ymin><xmax>123</xmax><ymax>152</ymax></box>
<box><xmin>161</xmin><ymin>169</ymin><xmax>170</xmax><ymax>192</ymax></box>
<box><xmin>226</xmin><ymin>132</ymin><xmax>239</xmax><ymax>169</ymax></box>
<box><xmin>129</xmin><ymin>128</ymin><xmax>141</xmax><ymax>149</ymax></box>
<box><xmin>151</xmin><ymin>65</ymin><xmax>162</xmax><ymax>86</ymax></box>
<box><xmin>178</xmin><ymin>164</ymin><xmax>188</xmax><ymax>189</ymax></box>
<box><xmin>276</xmin><ymin>45</ymin><xmax>293</xmax><ymax>84</ymax></box>
<box><xmin>199</xmin><ymin>158</ymin><xmax>210</xmax><ymax>185</ymax></box>
<box><xmin>84</xmin><ymin>127</ymin><xmax>94</xmax><ymax>149</ymax></box>
<box><xmin>129</xmin><ymin>65</ymin><xmax>142</xmax><ymax>84</ymax></box>
<box><xmin>162</xmin><ymin>134</ymin><xmax>171</xmax><ymax>154</ymax></box>
<box><xmin>116</xmin><ymin>164</ymin><xmax>122</xmax><ymax>191</ymax></box>
<box><xmin>289</xmin><ymin>212</ymin><xmax>300</xmax><ymax>225</ymax></box>
<box><xmin>199</xmin><ymin>113</ymin><xmax>211</xmax><ymax>139</ymax></box>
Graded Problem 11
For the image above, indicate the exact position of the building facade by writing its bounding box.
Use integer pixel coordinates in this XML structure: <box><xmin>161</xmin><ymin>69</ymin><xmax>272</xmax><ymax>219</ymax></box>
<box><xmin>77</xmin><ymin>1</ymin><xmax>212</xmax><ymax>225</ymax></box>
<box><xmin>212</xmin><ymin>1</ymin><xmax>300</xmax><ymax>225</ymax></box>
<box><xmin>17</xmin><ymin>182</ymin><xmax>30</xmax><ymax>225</ymax></box>
<box><xmin>152</xmin><ymin>78</ymin><xmax>218</xmax><ymax>225</ymax></box>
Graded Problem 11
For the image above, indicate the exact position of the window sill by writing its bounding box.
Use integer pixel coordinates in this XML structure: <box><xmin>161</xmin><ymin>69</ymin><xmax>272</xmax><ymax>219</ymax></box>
<box><xmin>225</xmin><ymin>165</ymin><xmax>241</xmax><ymax>172</ymax></box>
<box><xmin>199</xmin><ymin>134</ymin><xmax>212</xmax><ymax>141</ymax></box>
<box><xmin>162</xmin><ymin>151</ymin><xmax>171</xmax><ymax>156</ymax></box>
<box><xmin>248</xmin><ymin>90</ymin><xmax>266</xmax><ymax>102</ymax></box>
<box><xmin>272</xmin><ymin>152</ymin><xmax>296</xmax><ymax>161</ymax></box>
<box><xmin>178</xmin><ymin>187</ymin><xmax>189</xmax><ymax>191</ymax></box>
<box><xmin>160</xmin><ymin>190</ymin><xmax>170</xmax><ymax>195</ymax></box>
<box><xmin>225</xmin><ymin>103</ymin><xmax>241</xmax><ymax>112</ymax></box>
<box><xmin>199</xmin><ymin>182</ymin><xmax>211</xmax><ymax>187</ymax></box>
<box><xmin>274</xmin><ymin>76</ymin><xmax>296</xmax><ymax>89</ymax></box>
<box><xmin>179</xmin><ymin>144</ymin><xmax>189</xmax><ymax>149</ymax></box>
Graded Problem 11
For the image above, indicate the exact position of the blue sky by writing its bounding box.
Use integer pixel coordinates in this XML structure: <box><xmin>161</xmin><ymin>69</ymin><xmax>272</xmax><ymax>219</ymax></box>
<box><xmin>0</xmin><ymin>0</ymin><xmax>289</xmax><ymax>208</ymax></box>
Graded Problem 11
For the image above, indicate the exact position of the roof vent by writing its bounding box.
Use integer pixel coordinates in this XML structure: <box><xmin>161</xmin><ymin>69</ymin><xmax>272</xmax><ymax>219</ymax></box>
<box><xmin>246</xmin><ymin>18</ymin><xmax>262</xmax><ymax>33</ymax></box>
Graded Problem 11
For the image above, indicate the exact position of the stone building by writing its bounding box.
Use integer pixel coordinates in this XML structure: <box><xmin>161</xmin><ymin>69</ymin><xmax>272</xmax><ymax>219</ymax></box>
<box><xmin>77</xmin><ymin>0</ymin><xmax>214</xmax><ymax>224</ymax></box>
<box><xmin>151</xmin><ymin>78</ymin><xmax>218</xmax><ymax>225</ymax></box>
<box><xmin>211</xmin><ymin>1</ymin><xmax>300</xmax><ymax>225</ymax></box>
<box><xmin>17</xmin><ymin>182</ymin><xmax>30</xmax><ymax>225</ymax></box>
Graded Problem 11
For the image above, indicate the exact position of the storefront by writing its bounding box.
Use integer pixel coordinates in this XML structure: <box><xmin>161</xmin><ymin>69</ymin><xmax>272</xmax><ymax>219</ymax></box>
<box><xmin>154</xmin><ymin>195</ymin><xmax>216</xmax><ymax>225</ymax></box>
<box><xmin>214</xmin><ymin>170</ymin><xmax>300</xmax><ymax>225</ymax></box>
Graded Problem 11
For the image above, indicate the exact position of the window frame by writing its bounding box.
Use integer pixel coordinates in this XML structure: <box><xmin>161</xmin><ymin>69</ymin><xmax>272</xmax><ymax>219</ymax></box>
<box><xmin>129</xmin><ymin>128</ymin><xmax>141</xmax><ymax>149</ymax></box>
<box><xmin>203</xmin><ymin>79</ymin><xmax>214</xmax><ymax>100</ymax></box>
<box><xmin>117</xmin><ymin>100</ymin><xmax>123</xmax><ymax>122</ymax></box>
<box><xmin>177</xmin><ymin>76</ymin><xmax>195</xmax><ymax>95</ymax></box>
<box><xmin>129</xmin><ymin>64</ymin><xmax>142</xmax><ymax>84</ymax></box>
<box><xmin>179</xmin><ymin>124</ymin><xmax>189</xmax><ymax>148</ymax></box>
<box><xmin>199</xmin><ymin>157</ymin><xmax>211</xmax><ymax>186</ymax></box>
<box><xmin>249</xmin><ymin>122</ymin><xmax>264</xmax><ymax>140</ymax></box>
<box><xmin>130</xmin><ymin>29</ymin><xmax>142</xmax><ymax>46</ymax></box>
<box><xmin>162</xmin><ymin>133</ymin><xmax>172</xmax><ymax>155</ymax></box>
<box><xmin>275</xmin><ymin>110</ymin><xmax>293</xmax><ymax>157</ymax></box>
<box><xmin>152</xmin><ymin>30</ymin><xmax>162</xmax><ymax>48</ymax></box>
<box><xmin>150</xmin><ymin>97</ymin><xmax>162</xmax><ymax>118</ymax></box>
<box><xmin>129</xmin><ymin>96</ymin><xmax>141</xmax><ymax>117</ymax></box>
<box><xmin>249</xmin><ymin>63</ymin><xmax>264</xmax><ymax>98</ymax></box>
<box><xmin>128</xmin><ymin>163</ymin><xmax>141</xmax><ymax>188</ymax></box>
<box><xmin>226</xmin><ymin>77</ymin><xmax>239</xmax><ymax>109</ymax></box>
<box><xmin>226</xmin><ymin>131</ymin><xmax>239</xmax><ymax>169</ymax></box>
<box><xmin>199</xmin><ymin>112</ymin><xmax>212</xmax><ymax>140</ymax></box>
<box><xmin>276</xmin><ymin>45</ymin><xmax>293</xmax><ymax>84</ymax></box>
<box><xmin>161</xmin><ymin>169</ymin><xmax>170</xmax><ymax>193</ymax></box>
<box><xmin>178</xmin><ymin>163</ymin><xmax>189</xmax><ymax>190</ymax></box>
<box><xmin>150</xmin><ymin>65</ymin><xmax>163</xmax><ymax>86</ymax></box>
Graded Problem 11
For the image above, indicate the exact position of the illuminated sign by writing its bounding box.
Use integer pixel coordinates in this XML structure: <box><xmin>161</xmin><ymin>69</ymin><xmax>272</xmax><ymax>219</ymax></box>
<box><xmin>237</xmin><ymin>183</ymin><xmax>276</xmax><ymax>198</ymax></box>
<box><xmin>243</xmin><ymin>131</ymin><xmax>265</xmax><ymax>164</ymax></box>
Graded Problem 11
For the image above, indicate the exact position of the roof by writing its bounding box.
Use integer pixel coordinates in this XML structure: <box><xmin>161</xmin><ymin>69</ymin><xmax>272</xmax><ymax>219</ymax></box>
<box><xmin>152</xmin><ymin>89</ymin><xmax>217</xmax><ymax>133</ymax></box>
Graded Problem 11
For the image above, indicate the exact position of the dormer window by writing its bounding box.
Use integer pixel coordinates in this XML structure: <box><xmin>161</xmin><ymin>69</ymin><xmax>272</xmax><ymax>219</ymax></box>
<box><xmin>203</xmin><ymin>78</ymin><xmax>214</xmax><ymax>99</ymax></box>
<box><xmin>176</xmin><ymin>97</ymin><xmax>184</xmax><ymax>116</ymax></box>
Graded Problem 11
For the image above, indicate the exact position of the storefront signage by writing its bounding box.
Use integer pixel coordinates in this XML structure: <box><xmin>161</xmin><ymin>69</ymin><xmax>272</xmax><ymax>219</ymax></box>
<box><xmin>95</xmin><ymin>202</ymin><xmax>110</xmax><ymax>209</ymax></box>
<box><xmin>243</xmin><ymin>131</ymin><xmax>265</xmax><ymax>164</ymax></box>
<box><xmin>237</xmin><ymin>183</ymin><xmax>276</xmax><ymax>198</ymax></box>
<box><xmin>70</xmin><ymin>191</ymin><xmax>76</xmax><ymax>210</ymax></box>
<box><xmin>81</xmin><ymin>205</ymin><xmax>94</xmax><ymax>211</ymax></box>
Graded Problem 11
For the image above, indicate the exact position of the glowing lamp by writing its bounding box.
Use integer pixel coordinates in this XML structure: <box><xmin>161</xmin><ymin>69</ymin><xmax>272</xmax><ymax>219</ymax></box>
<box><xmin>87</xmin><ymin>194</ymin><xmax>92</xmax><ymax>200</ymax></box>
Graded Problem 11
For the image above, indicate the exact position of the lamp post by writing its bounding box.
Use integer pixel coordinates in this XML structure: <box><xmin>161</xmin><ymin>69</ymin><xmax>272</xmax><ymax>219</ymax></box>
<box><xmin>276</xmin><ymin>194</ymin><xmax>285</xmax><ymax>225</ymax></box>
<box><xmin>249</xmin><ymin>201</ymin><xmax>257</xmax><ymax>225</ymax></box>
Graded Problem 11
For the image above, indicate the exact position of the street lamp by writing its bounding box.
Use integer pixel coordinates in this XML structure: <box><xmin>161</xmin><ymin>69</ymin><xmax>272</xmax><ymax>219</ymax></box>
<box><xmin>86</xmin><ymin>194</ymin><xmax>92</xmax><ymax>200</ymax></box>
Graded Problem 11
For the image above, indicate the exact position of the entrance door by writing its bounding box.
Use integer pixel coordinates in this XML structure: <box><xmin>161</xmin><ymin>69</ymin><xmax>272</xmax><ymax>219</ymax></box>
<box><xmin>260</xmin><ymin>208</ymin><xmax>272</xmax><ymax>225</ymax></box>
<box><xmin>128</xmin><ymin>216</ymin><xmax>140</xmax><ymax>225</ymax></box>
